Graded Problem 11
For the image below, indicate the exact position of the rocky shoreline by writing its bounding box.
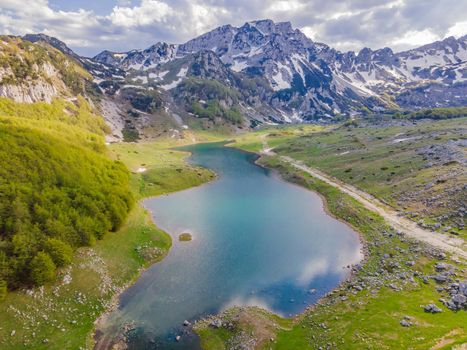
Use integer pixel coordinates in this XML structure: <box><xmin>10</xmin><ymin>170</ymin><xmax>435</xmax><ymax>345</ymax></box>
<box><xmin>90</xmin><ymin>148</ymin><xmax>466</xmax><ymax>350</ymax></box>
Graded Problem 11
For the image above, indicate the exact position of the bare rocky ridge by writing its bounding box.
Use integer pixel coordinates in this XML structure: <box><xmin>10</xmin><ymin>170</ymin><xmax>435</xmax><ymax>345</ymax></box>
<box><xmin>3</xmin><ymin>21</ymin><xmax>465</xmax><ymax>138</ymax></box>
<box><xmin>90</xmin><ymin>20</ymin><xmax>466</xmax><ymax>122</ymax></box>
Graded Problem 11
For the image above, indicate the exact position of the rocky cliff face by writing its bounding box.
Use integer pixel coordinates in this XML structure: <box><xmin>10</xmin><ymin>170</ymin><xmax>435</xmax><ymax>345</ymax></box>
<box><xmin>0</xmin><ymin>36</ymin><xmax>93</xmax><ymax>103</ymax></box>
<box><xmin>0</xmin><ymin>78</ymin><xmax>59</xmax><ymax>103</ymax></box>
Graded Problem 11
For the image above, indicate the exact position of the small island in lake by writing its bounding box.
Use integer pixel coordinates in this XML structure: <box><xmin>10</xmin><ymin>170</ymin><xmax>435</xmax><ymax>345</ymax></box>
<box><xmin>178</xmin><ymin>233</ymin><xmax>192</xmax><ymax>242</ymax></box>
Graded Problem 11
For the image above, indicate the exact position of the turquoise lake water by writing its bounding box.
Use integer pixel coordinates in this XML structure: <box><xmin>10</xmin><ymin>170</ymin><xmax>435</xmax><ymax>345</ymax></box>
<box><xmin>102</xmin><ymin>143</ymin><xmax>361</xmax><ymax>349</ymax></box>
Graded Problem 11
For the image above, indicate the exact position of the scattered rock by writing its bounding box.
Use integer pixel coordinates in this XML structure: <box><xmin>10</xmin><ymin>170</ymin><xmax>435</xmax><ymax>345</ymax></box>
<box><xmin>442</xmin><ymin>281</ymin><xmax>467</xmax><ymax>310</ymax></box>
<box><xmin>432</xmin><ymin>274</ymin><xmax>449</xmax><ymax>283</ymax></box>
<box><xmin>400</xmin><ymin>319</ymin><xmax>411</xmax><ymax>327</ymax></box>
<box><xmin>423</xmin><ymin>303</ymin><xmax>442</xmax><ymax>313</ymax></box>
<box><xmin>437</xmin><ymin>252</ymin><xmax>447</xmax><ymax>260</ymax></box>
<box><xmin>209</xmin><ymin>319</ymin><xmax>223</xmax><ymax>329</ymax></box>
<box><xmin>434</xmin><ymin>263</ymin><xmax>452</xmax><ymax>272</ymax></box>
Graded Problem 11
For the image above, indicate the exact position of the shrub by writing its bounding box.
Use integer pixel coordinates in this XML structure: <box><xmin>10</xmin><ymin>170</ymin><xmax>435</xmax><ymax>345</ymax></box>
<box><xmin>0</xmin><ymin>280</ymin><xmax>7</xmax><ymax>301</ymax></box>
<box><xmin>122</xmin><ymin>125</ymin><xmax>140</xmax><ymax>142</ymax></box>
<box><xmin>30</xmin><ymin>252</ymin><xmax>56</xmax><ymax>285</ymax></box>
<box><xmin>44</xmin><ymin>238</ymin><xmax>73</xmax><ymax>267</ymax></box>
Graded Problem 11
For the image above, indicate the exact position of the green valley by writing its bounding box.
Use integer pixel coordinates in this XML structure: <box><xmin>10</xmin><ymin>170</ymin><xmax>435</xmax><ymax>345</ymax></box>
<box><xmin>0</xmin><ymin>13</ymin><xmax>466</xmax><ymax>350</ymax></box>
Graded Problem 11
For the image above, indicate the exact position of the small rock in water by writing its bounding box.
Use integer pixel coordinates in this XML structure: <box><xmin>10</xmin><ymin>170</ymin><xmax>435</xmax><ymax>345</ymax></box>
<box><xmin>183</xmin><ymin>320</ymin><xmax>190</xmax><ymax>326</ymax></box>
<box><xmin>178</xmin><ymin>233</ymin><xmax>192</xmax><ymax>242</ymax></box>
<box><xmin>175</xmin><ymin>335</ymin><xmax>181</xmax><ymax>342</ymax></box>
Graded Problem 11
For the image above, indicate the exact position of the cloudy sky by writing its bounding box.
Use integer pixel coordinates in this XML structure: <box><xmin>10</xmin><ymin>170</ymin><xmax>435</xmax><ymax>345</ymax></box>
<box><xmin>1</xmin><ymin>0</ymin><xmax>466</xmax><ymax>56</ymax></box>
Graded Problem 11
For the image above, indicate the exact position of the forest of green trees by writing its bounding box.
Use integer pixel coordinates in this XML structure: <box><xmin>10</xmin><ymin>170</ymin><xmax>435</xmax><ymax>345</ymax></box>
<box><xmin>393</xmin><ymin>106</ymin><xmax>467</xmax><ymax>120</ymax></box>
<box><xmin>191</xmin><ymin>100</ymin><xmax>244</xmax><ymax>125</ymax></box>
<box><xmin>0</xmin><ymin>98</ymin><xmax>133</xmax><ymax>292</ymax></box>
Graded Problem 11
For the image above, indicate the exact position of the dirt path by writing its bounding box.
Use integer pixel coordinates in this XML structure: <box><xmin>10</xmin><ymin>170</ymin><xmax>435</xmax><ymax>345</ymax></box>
<box><xmin>260</xmin><ymin>140</ymin><xmax>466</xmax><ymax>259</ymax></box>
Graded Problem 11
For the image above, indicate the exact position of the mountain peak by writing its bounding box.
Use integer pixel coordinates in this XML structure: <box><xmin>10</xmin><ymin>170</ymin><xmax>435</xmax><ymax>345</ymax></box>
<box><xmin>86</xmin><ymin>21</ymin><xmax>466</xmax><ymax>123</ymax></box>
<box><xmin>23</xmin><ymin>33</ymin><xmax>78</xmax><ymax>59</ymax></box>
<box><xmin>244</xmin><ymin>19</ymin><xmax>294</xmax><ymax>36</ymax></box>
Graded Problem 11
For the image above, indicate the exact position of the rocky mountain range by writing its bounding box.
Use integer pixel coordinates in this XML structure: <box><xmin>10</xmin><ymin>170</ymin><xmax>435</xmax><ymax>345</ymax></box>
<box><xmin>1</xmin><ymin>19</ymin><xmax>466</xmax><ymax>139</ymax></box>
<box><xmin>91</xmin><ymin>20</ymin><xmax>466</xmax><ymax>120</ymax></box>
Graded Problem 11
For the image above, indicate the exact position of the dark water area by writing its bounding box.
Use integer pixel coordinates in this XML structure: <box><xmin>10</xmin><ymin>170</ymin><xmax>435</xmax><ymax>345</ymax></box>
<box><xmin>102</xmin><ymin>143</ymin><xmax>361</xmax><ymax>349</ymax></box>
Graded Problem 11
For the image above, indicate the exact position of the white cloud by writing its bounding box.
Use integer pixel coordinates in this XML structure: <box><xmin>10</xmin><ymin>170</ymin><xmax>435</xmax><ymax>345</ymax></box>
<box><xmin>0</xmin><ymin>0</ymin><xmax>465</xmax><ymax>56</ymax></box>
<box><xmin>189</xmin><ymin>4</ymin><xmax>229</xmax><ymax>34</ymax></box>
<box><xmin>301</xmin><ymin>26</ymin><xmax>317</xmax><ymax>40</ymax></box>
<box><xmin>296</xmin><ymin>257</ymin><xmax>330</xmax><ymax>286</ymax></box>
<box><xmin>447</xmin><ymin>21</ymin><xmax>467</xmax><ymax>38</ymax></box>
<box><xmin>392</xmin><ymin>28</ymin><xmax>440</xmax><ymax>47</ymax></box>
<box><xmin>268</xmin><ymin>0</ymin><xmax>306</xmax><ymax>13</ymax></box>
<box><xmin>108</xmin><ymin>0</ymin><xmax>173</xmax><ymax>27</ymax></box>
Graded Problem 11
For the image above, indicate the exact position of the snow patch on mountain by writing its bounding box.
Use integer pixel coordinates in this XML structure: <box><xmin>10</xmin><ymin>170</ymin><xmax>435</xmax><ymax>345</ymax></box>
<box><xmin>159</xmin><ymin>66</ymin><xmax>188</xmax><ymax>90</ymax></box>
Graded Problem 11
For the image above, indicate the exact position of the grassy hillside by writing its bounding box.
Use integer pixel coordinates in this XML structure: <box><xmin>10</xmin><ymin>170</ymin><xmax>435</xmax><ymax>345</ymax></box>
<box><xmin>272</xmin><ymin>118</ymin><xmax>466</xmax><ymax>237</ymax></box>
<box><xmin>393</xmin><ymin>106</ymin><xmax>467</xmax><ymax>120</ymax></box>
<box><xmin>108</xmin><ymin>139</ymin><xmax>216</xmax><ymax>199</ymax></box>
<box><xmin>0</xmin><ymin>97</ymin><xmax>109</xmax><ymax>136</ymax></box>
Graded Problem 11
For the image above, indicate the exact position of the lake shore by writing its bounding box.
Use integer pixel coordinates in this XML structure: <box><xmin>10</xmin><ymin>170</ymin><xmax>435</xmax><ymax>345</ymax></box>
<box><xmin>92</xmin><ymin>141</ymin><xmax>465</xmax><ymax>350</ymax></box>
<box><xmin>91</xmin><ymin>144</ymin><xmax>220</xmax><ymax>350</ymax></box>
<box><xmin>93</xmin><ymin>142</ymin><xmax>363</xmax><ymax>349</ymax></box>
<box><xmin>193</xmin><ymin>152</ymin><xmax>466</xmax><ymax>349</ymax></box>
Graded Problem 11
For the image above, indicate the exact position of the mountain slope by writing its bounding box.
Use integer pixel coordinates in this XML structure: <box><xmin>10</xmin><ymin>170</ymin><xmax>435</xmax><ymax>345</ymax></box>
<box><xmin>13</xmin><ymin>21</ymin><xmax>466</xmax><ymax>135</ymax></box>
<box><xmin>0</xmin><ymin>35</ymin><xmax>98</xmax><ymax>103</ymax></box>
<box><xmin>90</xmin><ymin>20</ymin><xmax>466</xmax><ymax>129</ymax></box>
<box><xmin>0</xmin><ymin>38</ymin><xmax>134</xmax><ymax>289</ymax></box>
<box><xmin>0</xmin><ymin>96</ymin><xmax>134</xmax><ymax>289</ymax></box>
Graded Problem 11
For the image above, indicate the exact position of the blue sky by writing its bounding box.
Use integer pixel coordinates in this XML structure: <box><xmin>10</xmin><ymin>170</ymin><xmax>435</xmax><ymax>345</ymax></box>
<box><xmin>1</xmin><ymin>0</ymin><xmax>466</xmax><ymax>56</ymax></box>
<box><xmin>48</xmin><ymin>0</ymin><xmax>127</xmax><ymax>15</ymax></box>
